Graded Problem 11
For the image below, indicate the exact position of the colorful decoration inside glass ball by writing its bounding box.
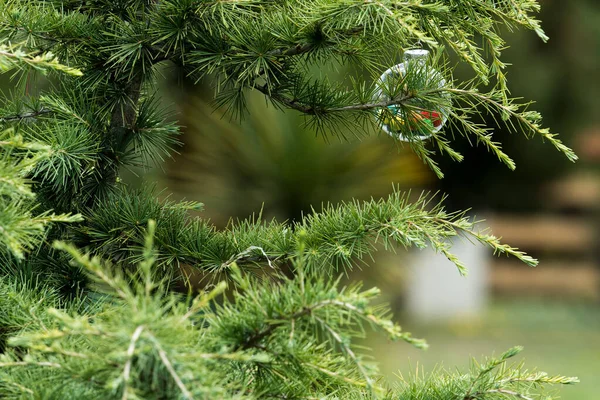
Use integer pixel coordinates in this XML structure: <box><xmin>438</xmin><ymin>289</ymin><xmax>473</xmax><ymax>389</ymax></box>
<box><xmin>376</xmin><ymin>49</ymin><xmax>449</xmax><ymax>141</ymax></box>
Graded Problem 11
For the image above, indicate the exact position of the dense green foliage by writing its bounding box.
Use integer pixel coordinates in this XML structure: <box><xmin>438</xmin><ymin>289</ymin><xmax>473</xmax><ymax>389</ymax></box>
<box><xmin>0</xmin><ymin>1</ymin><xmax>579</xmax><ymax>398</ymax></box>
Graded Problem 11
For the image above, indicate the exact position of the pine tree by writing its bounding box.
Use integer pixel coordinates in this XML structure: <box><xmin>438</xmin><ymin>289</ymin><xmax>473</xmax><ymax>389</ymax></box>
<box><xmin>0</xmin><ymin>1</ymin><xmax>580</xmax><ymax>399</ymax></box>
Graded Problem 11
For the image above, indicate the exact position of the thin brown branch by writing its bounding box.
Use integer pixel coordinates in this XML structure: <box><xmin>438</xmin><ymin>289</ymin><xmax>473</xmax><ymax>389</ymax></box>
<box><xmin>466</xmin><ymin>388</ymin><xmax>533</xmax><ymax>400</ymax></box>
<box><xmin>254</xmin><ymin>83</ymin><xmax>416</xmax><ymax>115</ymax></box>
<box><xmin>0</xmin><ymin>108</ymin><xmax>53</xmax><ymax>123</ymax></box>
<box><xmin>267</xmin><ymin>43</ymin><xmax>315</xmax><ymax>57</ymax></box>
<box><xmin>109</xmin><ymin>75</ymin><xmax>143</xmax><ymax>136</ymax></box>
<box><xmin>240</xmin><ymin>299</ymin><xmax>358</xmax><ymax>350</ymax></box>
<box><xmin>241</xmin><ymin>306</ymin><xmax>313</xmax><ymax>350</ymax></box>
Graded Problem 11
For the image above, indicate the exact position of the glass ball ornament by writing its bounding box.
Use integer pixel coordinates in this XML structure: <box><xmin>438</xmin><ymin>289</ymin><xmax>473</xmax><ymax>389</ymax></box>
<box><xmin>375</xmin><ymin>49</ymin><xmax>449</xmax><ymax>141</ymax></box>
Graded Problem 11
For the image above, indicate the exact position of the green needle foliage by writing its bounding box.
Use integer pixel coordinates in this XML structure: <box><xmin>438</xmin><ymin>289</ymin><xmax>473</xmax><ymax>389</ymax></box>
<box><xmin>0</xmin><ymin>225</ymin><xmax>578</xmax><ymax>399</ymax></box>
<box><xmin>0</xmin><ymin>43</ymin><xmax>83</xmax><ymax>260</ymax></box>
<box><xmin>0</xmin><ymin>1</ymin><xmax>579</xmax><ymax>399</ymax></box>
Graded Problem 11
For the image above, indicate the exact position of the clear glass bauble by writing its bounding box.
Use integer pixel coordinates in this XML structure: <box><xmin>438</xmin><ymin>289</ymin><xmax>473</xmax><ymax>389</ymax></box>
<box><xmin>375</xmin><ymin>49</ymin><xmax>449</xmax><ymax>141</ymax></box>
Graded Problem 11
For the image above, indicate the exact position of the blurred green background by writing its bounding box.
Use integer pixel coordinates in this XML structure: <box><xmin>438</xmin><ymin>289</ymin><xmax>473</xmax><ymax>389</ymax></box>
<box><xmin>143</xmin><ymin>1</ymin><xmax>600</xmax><ymax>398</ymax></box>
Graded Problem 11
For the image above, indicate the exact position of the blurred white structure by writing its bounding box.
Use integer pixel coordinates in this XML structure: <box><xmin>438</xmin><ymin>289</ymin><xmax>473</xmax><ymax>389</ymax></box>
<box><xmin>405</xmin><ymin>237</ymin><xmax>489</xmax><ymax>321</ymax></box>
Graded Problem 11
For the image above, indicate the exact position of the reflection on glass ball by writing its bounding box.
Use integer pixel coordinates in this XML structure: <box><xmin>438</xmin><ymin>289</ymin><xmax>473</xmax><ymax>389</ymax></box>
<box><xmin>376</xmin><ymin>49</ymin><xmax>449</xmax><ymax>142</ymax></box>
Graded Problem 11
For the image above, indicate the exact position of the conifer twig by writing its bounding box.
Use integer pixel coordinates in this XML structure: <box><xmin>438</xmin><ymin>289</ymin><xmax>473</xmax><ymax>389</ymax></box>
<box><xmin>0</xmin><ymin>108</ymin><xmax>53</xmax><ymax>123</ymax></box>
<box><xmin>121</xmin><ymin>325</ymin><xmax>145</xmax><ymax>400</ymax></box>
<box><xmin>147</xmin><ymin>332</ymin><xmax>193</xmax><ymax>399</ymax></box>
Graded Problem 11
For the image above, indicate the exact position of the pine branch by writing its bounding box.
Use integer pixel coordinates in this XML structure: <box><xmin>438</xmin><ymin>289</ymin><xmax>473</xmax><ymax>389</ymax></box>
<box><xmin>444</xmin><ymin>87</ymin><xmax>578</xmax><ymax>162</ymax></box>
<box><xmin>255</xmin><ymin>83</ymin><xmax>416</xmax><ymax>114</ymax></box>
<box><xmin>240</xmin><ymin>302</ymin><xmax>321</xmax><ymax>351</ymax></box>
<box><xmin>77</xmin><ymin>189</ymin><xmax>538</xmax><ymax>279</ymax></box>
<box><xmin>0</xmin><ymin>108</ymin><xmax>53</xmax><ymax>123</ymax></box>
<box><xmin>0</xmin><ymin>45</ymin><xmax>82</xmax><ymax>76</ymax></box>
<box><xmin>0</xmin><ymin>233</ymin><xmax>572</xmax><ymax>399</ymax></box>
<box><xmin>0</xmin><ymin>130</ymin><xmax>83</xmax><ymax>260</ymax></box>
<box><xmin>109</xmin><ymin>75</ymin><xmax>143</xmax><ymax>136</ymax></box>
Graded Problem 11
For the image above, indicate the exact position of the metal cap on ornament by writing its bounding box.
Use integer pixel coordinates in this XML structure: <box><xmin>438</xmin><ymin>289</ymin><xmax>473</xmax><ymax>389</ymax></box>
<box><xmin>375</xmin><ymin>49</ymin><xmax>449</xmax><ymax>142</ymax></box>
<box><xmin>403</xmin><ymin>49</ymin><xmax>430</xmax><ymax>62</ymax></box>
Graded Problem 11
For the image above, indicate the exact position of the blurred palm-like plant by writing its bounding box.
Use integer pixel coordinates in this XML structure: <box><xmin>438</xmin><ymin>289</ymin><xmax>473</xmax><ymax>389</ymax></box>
<box><xmin>162</xmin><ymin>90</ymin><xmax>432</xmax><ymax>226</ymax></box>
